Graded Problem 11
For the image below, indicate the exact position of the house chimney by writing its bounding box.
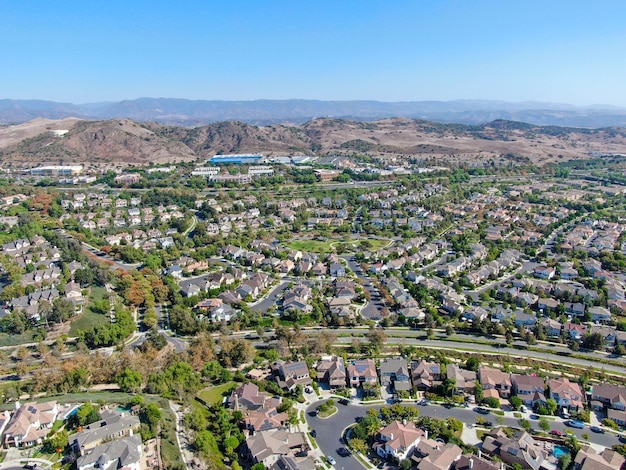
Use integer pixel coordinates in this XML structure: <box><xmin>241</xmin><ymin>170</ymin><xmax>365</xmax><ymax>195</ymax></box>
<box><xmin>14</xmin><ymin>401</ymin><xmax>20</xmax><ymax>411</ymax></box>
<box><xmin>403</xmin><ymin>419</ymin><xmax>407</xmax><ymax>425</ymax></box>
<box><xmin>424</xmin><ymin>430</ymin><xmax>428</xmax><ymax>440</ymax></box>
<box><xmin>389</xmin><ymin>433</ymin><xmax>394</xmax><ymax>440</ymax></box>
<box><xmin>469</xmin><ymin>458</ymin><xmax>473</xmax><ymax>469</ymax></box>
<box><xmin>478</xmin><ymin>450</ymin><xmax>482</xmax><ymax>459</ymax></box>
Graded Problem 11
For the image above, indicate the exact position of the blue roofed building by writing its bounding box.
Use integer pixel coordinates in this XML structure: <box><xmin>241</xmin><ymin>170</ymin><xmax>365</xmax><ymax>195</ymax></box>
<box><xmin>208</xmin><ymin>154</ymin><xmax>264</xmax><ymax>164</ymax></box>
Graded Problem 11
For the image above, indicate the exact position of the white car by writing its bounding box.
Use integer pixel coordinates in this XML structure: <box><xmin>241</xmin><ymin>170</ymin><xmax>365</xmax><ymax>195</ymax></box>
<box><xmin>327</xmin><ymin>456</ymin><xmax>336</xmax><ymax>465</ymax></box>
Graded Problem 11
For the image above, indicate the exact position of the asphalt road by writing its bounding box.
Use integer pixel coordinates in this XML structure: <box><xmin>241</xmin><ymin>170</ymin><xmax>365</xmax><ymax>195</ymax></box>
<box><xmin>305</xmin><ymin>400</ymin><xmax>622</xmax><ymax>470</ymax></box>
<box><xmin>343</xmin><ymin>255</ymin><xmax>382</xmax><ymax>320</ymax></box>
<box><xmin>251</xmin><ymin>281</ymin><xmax>290</xmax><ymax>313</ymax></box>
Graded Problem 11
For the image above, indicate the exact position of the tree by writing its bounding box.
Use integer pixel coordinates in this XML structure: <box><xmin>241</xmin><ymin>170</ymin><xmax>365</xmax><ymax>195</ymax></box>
<box><xmin>484</xmin><ymin>397</ymin><xmax>500</xmax><ymax>409</ymax></box>
<box><xmin>581</xmin><ymin>332</ymin><xmax>604</xmax><ymax>350</ymax></box>
<box><xmin>45</xmin><ymin>429</ymin><xmax>68</xmax><ymax>453</ymax></box>
<box><xmin>465</xmin><ymin>357</ymin><xmax>480</xmax><ymax>372</ymax></box>
<box><xmin>475</xmin><ymin>383</ymin><xmax>484</xmax><ymax>404</ymax></box>
<box><xmin>116</xmin><ymin>368</ymin><xmax>142</xmax><ymax>393</ymax></box>
<box><xmin>368</xmin><ymin>328</ymin><xmax>387</xmax><ymax>354</ymax></box>
<box><xmin>349</xmin><ymin>437</ymin><xmax>368</xmax><ymax>454</ymax></box>
<box><xmin>74</xmin><ymin>402</ymin><xmax>101</xmax><ymax>427</ymax></box>
<box><xmin>141</xmin><ymin>403</ymin><xmax>162</xmax><ymax>439</ymax></box>
<box><xmin>539</xmin><ymin>418</ymin><xmax>550</xmax><ymax>432</ymax></box>
<box><xmin>518</xmin><ymin>418</ymin><xmax>531</xmax><ymax>431</ymax></box>
<box><xmin>558</xmin><ymin>453</ymin><xmax>571</xmax><ymax>470</ymax></box>
<box><xmin>51</xmin><ymin>298</ymin><xmax>76</xmax><ymax>323</ymax></box>
<box><xmin>218</xmin><ymin>337</ymin><xmax>256</xmax><ymax>367</ymax></box>
<box><xmin>510</xmin><ymin>396</ymin><xmax>523</xmax><ymax>411</ymax></box>
<box><xmin>74</xmin><ymin>269</ymin><xmax>94</xmax><ymax>287</ymax></box>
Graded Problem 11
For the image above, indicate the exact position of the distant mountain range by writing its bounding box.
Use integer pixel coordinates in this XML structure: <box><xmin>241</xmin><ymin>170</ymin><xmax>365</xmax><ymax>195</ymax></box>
<box><xmin>2</xmin><ymin>98</ymin><xmax>626</xmax><ymax>128</ymax></box>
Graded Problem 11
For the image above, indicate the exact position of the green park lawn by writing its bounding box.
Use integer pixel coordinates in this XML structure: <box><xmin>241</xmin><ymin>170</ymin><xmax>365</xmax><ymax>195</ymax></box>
<box><xmin>286</xmin><ymin>238</ymin><xmax>389</xmax><ymax>254</ymax></box>
<box><xmin>197</xmin><ymin>382</ymin><xmax>237</xmax><ymax>406</ymax></box>
<box><xmin>69</xmin><ymin>286</ymin><xmax>110</xmax><ymax>335</ymax></box>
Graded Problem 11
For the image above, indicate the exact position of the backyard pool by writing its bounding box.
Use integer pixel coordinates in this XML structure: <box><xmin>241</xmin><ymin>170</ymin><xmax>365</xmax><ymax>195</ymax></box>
<box><xmin>553</xmin><ymin>445</ymin><xmax>570</xmax><ymax>460</ymax></box>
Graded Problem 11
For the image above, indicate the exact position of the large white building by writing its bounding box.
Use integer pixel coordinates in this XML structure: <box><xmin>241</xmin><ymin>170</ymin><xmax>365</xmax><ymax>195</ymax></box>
<box><xmin>30</xmin><ymin>165</ymin><xmax>83</xmax><ymax>176</ymax></box>
<box><xmin>191</xmin><ymin>166</ymin><xmax>221</xmax><ymax>176</ymax></box>
<box><xmin>248</xmin><ymin>166</ymin><xmax>274</xmax><ymax>176</ymax></box>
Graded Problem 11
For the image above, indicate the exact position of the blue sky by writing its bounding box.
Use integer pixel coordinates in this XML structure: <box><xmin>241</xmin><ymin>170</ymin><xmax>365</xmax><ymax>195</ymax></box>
<box><xmin>3</xmin><ymin>1</ymin><xmax>626</xmax><ymax>106</ymax></box>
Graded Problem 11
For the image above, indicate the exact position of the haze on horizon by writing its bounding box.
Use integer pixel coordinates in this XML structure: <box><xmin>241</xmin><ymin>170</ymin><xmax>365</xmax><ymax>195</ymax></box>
<box><xmin>3</xmin><ymin>0</ymin><xmax>626</xmax><ymax>107</ymax></box>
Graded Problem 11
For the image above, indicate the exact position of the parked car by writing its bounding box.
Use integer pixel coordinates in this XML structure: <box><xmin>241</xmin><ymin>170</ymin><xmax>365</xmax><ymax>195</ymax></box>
<box><xmin>327</xmin><ymin>456</ymin><xmax>336</xmax><ymax>465</ymax></box>
<box><xmin>337</xmin><ymin>448</ymin><xmax>351</xmax><ymax>457</ymax></box>
<box><xmin>550</xmin><ymin>429</ymin><xmax>565</xmax><ymax>437</ymax></box>
<box><xmin>475</xmin><ymin>407</ymin><xmax>490</xmax><ymax>414</ymax></box>
<box><xmin>590</xmin><ymin>426</ymin><xmax>605</xmax><ymax>433</ymax></box>
<box><xmin>311</xmin><ymin>430</ymin><xmax>317</xmax><ymax>438</ymax></box>
<box><xmin>339</xmin><ymin>398</ymin><xmax>350</xmax><ymax>405</ymax></box>
<box><xmin>566</xmin><ymin>420</ymin><xmax>585</xmax><ymax>429</ymax></box>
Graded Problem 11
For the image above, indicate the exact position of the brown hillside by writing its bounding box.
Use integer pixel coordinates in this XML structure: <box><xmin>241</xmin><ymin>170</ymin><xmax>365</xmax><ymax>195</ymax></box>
<box><xmin>1</xmin><ymin>117</ymin><xmax>626</xmax><ymax>168</ymax></box>
<box><xmin>0</xmin><ymin>119</ymin><xmax>197</xmax><ymax>168</ymax></box>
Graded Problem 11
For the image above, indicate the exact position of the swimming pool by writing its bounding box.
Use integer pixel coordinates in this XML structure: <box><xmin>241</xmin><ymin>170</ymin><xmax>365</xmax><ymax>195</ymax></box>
<box><xmin>553</xmin><ymin>445</ymin><xmax>570</xmax><ymax>459</ymax></box>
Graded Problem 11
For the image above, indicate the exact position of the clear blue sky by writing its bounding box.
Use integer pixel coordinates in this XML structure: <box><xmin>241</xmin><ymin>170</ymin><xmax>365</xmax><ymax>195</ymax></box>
<box><xmin>3</xmin><ymin>0</ymin><xmax>626</xmax><ymax>106</ymax></box>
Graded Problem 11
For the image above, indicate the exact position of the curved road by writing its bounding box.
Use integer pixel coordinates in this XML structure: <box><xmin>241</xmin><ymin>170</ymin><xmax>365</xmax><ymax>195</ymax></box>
<box><xmin>305</xmin><ymin>400</ymin><xmax>622</xmax><ymax>470</ymax></box>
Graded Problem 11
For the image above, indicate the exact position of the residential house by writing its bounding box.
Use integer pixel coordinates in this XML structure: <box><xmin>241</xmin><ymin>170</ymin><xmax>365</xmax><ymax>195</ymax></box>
<box><xmin>3</xmin><ymin>401</ymin><xmax>58</xmax><ymax>448</ymax></box>
<box><xmin>482</xmin><ymin>429</ymin><xmax>548</xmax><ymax>470</ymax></box>
<box><xmin>514</xmin><ymin>311</ymin><xmax>537</xmax><ymax>328</ymax></box>
<box><xmin>453</xmin><ymin>455</ymin><xmax>500</xmax><ymax>470</ymax></box>
<box><xmin>329</xmin><ymin>262</ymin><xmax>346</xmax><ymax>277</ymax></box>
<box><xmin>272</xmin><ymin>361</ymin><xmax>311</xmax><ymax>390</ymax></box>
<box><xmin>311</xmin><ymin>262</ymin><xmax>327</xmax><ymax>276</ymax></box>
<box><xmin>21</xmin><ymin>267</ymin><xmax>62</xmax><ymax>287</ymax></box>
<box><xmin>348</xmin><ymin>359</ymin><xmax>378</xmax><ymax>387</ymax></box>
<box><xmin>69</xmin><ymin>411</ymin><xmax>140</xmax><ymax>455</ymax></box>
<box><xmin>229</xmin><ymin>383</ymin><xmax>280</xmax><ymax>411</ymax></box>
<box><xmin>547</xmin><ymin>377</ymin><xmax>584</xmax><ymax>411</ymax></box>
<box><xmin>411</xmin><ymin>360</ymin><xmax>441</xmax><ymax>391</ymax></box>
<box><xmin>379</xmin><ymin>357</ymin><xmax>411</xmax><ymax>392</ymax></box>
<box><xmin>573</xmin><ymin>445</ymin><xmax>625</xmax><ymax>470</ymax></box>
<box><xmin>243</xmin><ymin>409</ymin><xmax>289</xmax><ymax>433</ymax></box>
<box><xmin>589</xmin><ymin>306</ymin><xmax>612</xmax><ymax>323</ymax></box>
<box><xmin>446</xmin><ymin>364</ymin><xmax>476</xmax><ymax>394</ymax></box>
<box><xmin>478</xmin><ymin>366</ymin><xmax>511</xmax><ymax>399</ymax></box>
<box><xmin>411</xmin><ymin>439</ymin><xmax>463</xmax><ymax>470</ymax></box>
<box><xmin>511</xmin><ymin>374</ymin><xmax>546</xmax><ymax>408</ymax></box>
<box><xmin>540</xmin><ymin>318</ymin><xmax>562</xmax><ymax>338</ymax></box>
<box><xmin>591</xmin><ymin>326</ymin><xmax>618</xmax><ymax>348</ymax></box>
<box><xmin>537</xmin><ymin>298</ymin><xmax>559</xmax><ymax>313</ymax></box>
<box><xmin>563</xmin><ymin>322</ymin><xmax>587</xmax><ymax>341</ymax></box>
<box><xmin>564</xmin><ymin>302</ymin><xmax>586</xmax><ymax>317</ymax></box>
<box><xmin>374</xmin><ymin>420</ymin><xmax>424</xmax><ymax>460</ymax></box>
<box><xmin>246</xmin><ymin>429</ymin><xmax>307</xmax><ymax>468</ymax></box>
<box><xmin>268</xmin><ymin>455</ymin><xmax>316</xmax><ymax>470</ymax></box>
<box><xmin>533</xmin><ymin>265</ymin><xmax>556</xmax><ymax>280</ymax></box>
<box><xmin>316</xmin><ymin>356</ymin><xmax>347</xmax><ymax>389</ymax></box>
<box><xmin>76</xmin><ymin>435</ymin><xmax>142</xmax><ymax>470</ymax></box>
<box><xmin>591</xmin><ymin>383</ymin><xmax>626</xmax><ymax>413</ymax></box>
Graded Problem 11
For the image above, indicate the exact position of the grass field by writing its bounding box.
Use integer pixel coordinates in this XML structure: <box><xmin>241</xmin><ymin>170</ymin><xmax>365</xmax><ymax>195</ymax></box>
<box><xmin>0</xmin><ymin>331</ymin><xmax>39</xmax><ymax>347</ymax></box>
<box><xmin>197</xmin><ymin>382</ymin><xmax>236</xmax><ymax>405</ymax></box>
<box><xmin>69</xmin><ymin>286</ymin><xmax>110</xmax><ymax>335</ymax></box>
<box><xmin>286</xmin><ymin>238</ymin><xmax>390</xmax><ymax>254</ymax></box>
